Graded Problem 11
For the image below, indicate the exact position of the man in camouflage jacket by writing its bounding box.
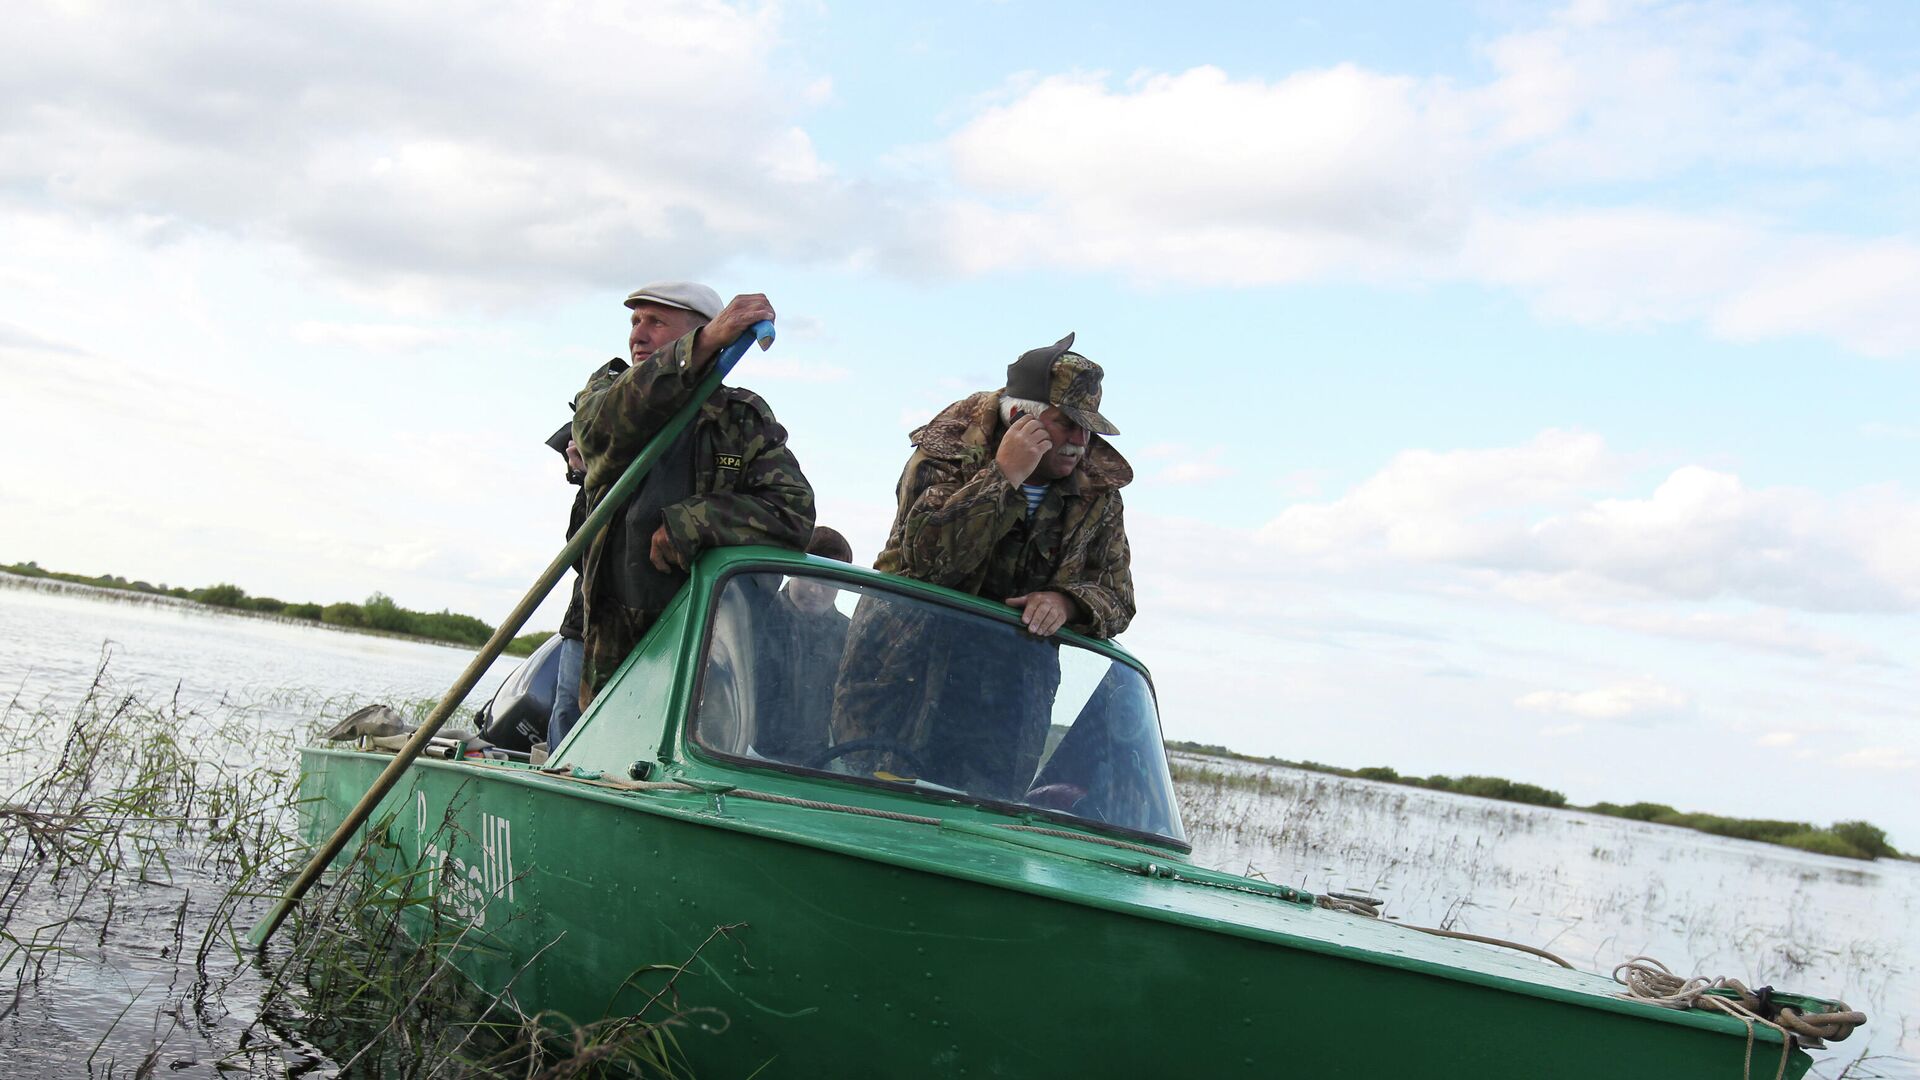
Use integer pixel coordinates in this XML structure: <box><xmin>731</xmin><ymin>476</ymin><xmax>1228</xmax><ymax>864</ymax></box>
<box><xmin>572</xmin><ymin>282</ymin><xmax>815</xmax><ymax>706</ymax></box>
<box><xmin>831</xmin><ymin>333</ymin><xmax>1133</xmax><ymax>794</ymax></box>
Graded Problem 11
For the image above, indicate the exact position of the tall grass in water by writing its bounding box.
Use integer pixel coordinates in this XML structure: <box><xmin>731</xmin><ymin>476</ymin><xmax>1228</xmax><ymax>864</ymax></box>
<box><xmin>1170</xmin><ymin>753</ymin><xmax>1916</xmax><ymax>1078</ymax></box>
<box><xmin>0</xmin><ymin>660</ymin><xmax>710</xmax><ymax>1076</ymax></box>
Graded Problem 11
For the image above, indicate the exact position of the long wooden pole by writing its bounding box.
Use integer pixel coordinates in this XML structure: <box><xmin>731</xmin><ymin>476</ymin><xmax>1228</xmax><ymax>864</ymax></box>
<box><xmin>246</xmin><ymin>321</ymin><xmax>775</xmax><ymax>949</ymax></box>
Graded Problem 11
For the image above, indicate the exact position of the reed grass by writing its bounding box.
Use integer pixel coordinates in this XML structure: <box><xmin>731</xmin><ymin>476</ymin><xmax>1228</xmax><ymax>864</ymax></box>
<box><xmin>1169</xmin><ymin>752</ymin><xmax>1916</xmax><ymax>1077</ymax></box>
<box><xmin>1171</xmin><ymin>744</ymin><xmax>1904</xmax><ymax>861</ymax></box>
<box><xmin>0</xmin><ymin>660</ymin><xmax>705</xmax><ymax>1077</ymax></box>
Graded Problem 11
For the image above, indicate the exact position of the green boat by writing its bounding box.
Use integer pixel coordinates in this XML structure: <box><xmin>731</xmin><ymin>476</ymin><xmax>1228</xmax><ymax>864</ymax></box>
<box><xmin>294</xmin><ymin>545</ymin><xmax>1862</xmax><ymax>1078</ymax></box>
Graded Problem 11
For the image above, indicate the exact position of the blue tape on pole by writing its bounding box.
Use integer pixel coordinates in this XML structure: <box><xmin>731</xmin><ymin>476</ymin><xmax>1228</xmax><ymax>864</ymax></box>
<box><xmin>715</xmin><ymin>320</ymin><xmax>776</xmax><ymax>379</ymax></box>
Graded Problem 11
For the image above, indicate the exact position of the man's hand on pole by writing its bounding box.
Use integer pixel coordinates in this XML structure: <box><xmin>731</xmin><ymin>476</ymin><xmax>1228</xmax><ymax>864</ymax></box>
<box><xmin>694</xmin><ymin>294</ymin><xmax>776</xmax><ymax>365</ymax></box>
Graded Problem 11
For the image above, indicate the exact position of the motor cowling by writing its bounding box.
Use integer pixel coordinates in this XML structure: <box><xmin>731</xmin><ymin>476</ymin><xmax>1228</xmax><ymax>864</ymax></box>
<box><xmin>475</xmin><ymin>633</ymin><xmax>565</xmax><ymax>751</ymax></box>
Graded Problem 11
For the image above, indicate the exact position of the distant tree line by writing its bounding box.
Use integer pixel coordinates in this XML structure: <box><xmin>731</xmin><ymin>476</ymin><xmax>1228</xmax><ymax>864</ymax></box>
<box><xmin>1584</xmin><ymin>801</ymin><xmax>1899</xmax><ymax>861</ymax></box>
<box><xmin>1167</xmin><ymin>739</ymin><xmax>1903</xmax><ymax>861</ymax></box>
<box><xmin>1169</xmin><ymin>743</ymin><xmax>1571</xmax><ymax>808</ymax></box>
<box><xmin>2</xmin><ymin>558</ymin><xmax>547</xmax><ymax>652</ymax></box>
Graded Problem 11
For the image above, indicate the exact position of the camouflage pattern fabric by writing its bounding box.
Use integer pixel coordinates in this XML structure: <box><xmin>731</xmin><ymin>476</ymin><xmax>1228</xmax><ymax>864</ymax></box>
<box><xmin>831</xmin><ymin>389</ymin><xmax>1133</xmax><ymax>766</ymax></box>
<box><xmin>1045</xmin><ymin>353</ymin><xmax>1118</xmax><ymax>435</ymax></box>
<box><xmin>572</xmin><ymin>329</ymin><xmax>816</xmax><ymax>704</ymax></box>
<box><xmin>877</xmin><ymin>389</ymin><xmax>1133</xmax><ymax>635</ymax></box>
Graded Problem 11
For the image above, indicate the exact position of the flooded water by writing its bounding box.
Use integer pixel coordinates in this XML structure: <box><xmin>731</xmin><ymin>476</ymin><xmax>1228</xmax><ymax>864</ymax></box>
<box><xmin>2</xmin><ymin>581</ymin><xmax>1915</xmax><ymax>1077</ymax></box>
<box><xmin>0</xmin><ymin>581</ymin><xmax>521</xmax><ymax>1077</ymax></box>
<box><xmin>0</xmin><ymin>577</ymin><xmax>517</xmax><ymax>721</ymax></box>
<box><xmin>1176</xmin><ymin>756</ymin><xmax>1919</xmax><ymax>1076</ymax></box>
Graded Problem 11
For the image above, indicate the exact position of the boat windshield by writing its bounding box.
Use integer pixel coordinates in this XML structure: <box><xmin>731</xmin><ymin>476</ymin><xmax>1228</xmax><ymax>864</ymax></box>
<box><xmin>691</xmin><ymin>571</ymin><xmax>1187</xmax><ymax>845</ymax></box>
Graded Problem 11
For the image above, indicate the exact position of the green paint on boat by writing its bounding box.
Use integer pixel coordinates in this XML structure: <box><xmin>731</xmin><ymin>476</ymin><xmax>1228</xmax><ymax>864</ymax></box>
<box><xmin>300</xmin><ymin>547</ymin><xmax>1816</xmax><ymax>1078</ymax></box>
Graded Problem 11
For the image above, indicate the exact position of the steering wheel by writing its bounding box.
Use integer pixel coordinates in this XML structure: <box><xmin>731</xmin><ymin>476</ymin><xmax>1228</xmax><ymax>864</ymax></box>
<box><xmin>810</xmin><ymin>737</ymin><xmax>930</xmax><ymax>778</ymax></box>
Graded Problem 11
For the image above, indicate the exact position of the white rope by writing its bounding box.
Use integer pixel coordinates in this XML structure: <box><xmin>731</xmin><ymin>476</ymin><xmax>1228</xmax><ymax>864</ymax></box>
<box><xmin>1613</xmin><ymin>956</ymin><xmax>1866</xmax><ymax>1080</ymax></box>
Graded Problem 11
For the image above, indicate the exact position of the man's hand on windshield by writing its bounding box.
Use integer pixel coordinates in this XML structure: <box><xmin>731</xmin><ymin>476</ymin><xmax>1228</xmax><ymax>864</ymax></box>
<box><xmin>649</xmin><ymin>524</ymin><xmax>689</xmax><ymax>573</ymax></box>
<box><xmin>693</xmin><ymin>293</ymin><xmax>775</xmax><ymax>363</ymax></box>
<box><xmin>1007</xmin><ymin>590</ymin><xmax>1073</xmax><ymax>637</ymax></box>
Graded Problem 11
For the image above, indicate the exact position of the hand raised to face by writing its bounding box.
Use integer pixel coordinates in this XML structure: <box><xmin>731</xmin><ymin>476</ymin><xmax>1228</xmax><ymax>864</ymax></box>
<box><xmin>995</xmin><ymin>413</ymin><xmax>1054</xmax><ymax>487</ymax></box>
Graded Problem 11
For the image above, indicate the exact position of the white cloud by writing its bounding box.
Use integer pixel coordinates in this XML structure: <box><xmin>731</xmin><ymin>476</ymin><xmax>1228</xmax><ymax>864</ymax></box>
<box><xmin>1140</xmin><ymin>443</ymin><xmax>1234</xmax><ymax>484</ymax></box>
<box><xmin>1471</xmin><ymin>1</ymin><xmax>1916</xmax><ymax>179</ymax></box>
<box><xmin>1527</xmin><ymin>467</ymin><xmax>1920</xmax><ymax>612</ymax></box>
<box><xmin>937</xmin><ymin>3</ymin><xmax>1920</xmax><ymax>355</ymax></box>
<box><xmin>943</xmin><ymin>64</ymin><xmax>1470</xmax><ymax>283</ymax></box>
<box><xmin>1758</xmin><ymin>731</ymin><xmax>1799</xmax><ymax>747</ymax></box>
<box><xmin>7</xmin><ymin>1</ymin><xmax>1916</xmax><ymax>358</ymax></box>
<box><xmin>1517</xmin><ymin>680</ymin><xmax>1693</xmax><ymax>723</ymax></box>
<box><xmin>1261</xmin><ymin>430</ymin><xmax>1920</xmax><ymax>614</ymax></box>
<box><xmin>292</xmin><ymin>321</ymin><xmax>469</xmax><ymax>352</ymax></box>
<box><xmin>0</xmin><ymin>1</ymin><xmax>896</xmax><ymax>307</ymax></box>
<box><xmin>1259</xmin><ymin>429</ymin><xmax>1611</xmax><ymax>562</ymax></box>
<box><xmin>1862</xmin><ymin>422</ymin><xmax>1920</xmax><ymax>441</ymax></box>
<box><xmin>1575</xmin><ymin>608</ymin><xmax>1895</xmax><ymax>666</ymax></box>
<box><xmin>735</xmin><ymin>354</ymin><xmax>852</xmax><ymax>383</ymax></box>
<box><xmin>1465</xmin><ymin>210</ymin><xmax>1920</xmax><ymax>356</ymax></box>
<box><xmin>1831</xmin><ymin>746</ymin><xmax>1918</xmax><ymax>771</ymax></box>
<box><xmin>0</xmin><ymin>322</ymin><xmax>85</xmax><ymax>354</ymax></box>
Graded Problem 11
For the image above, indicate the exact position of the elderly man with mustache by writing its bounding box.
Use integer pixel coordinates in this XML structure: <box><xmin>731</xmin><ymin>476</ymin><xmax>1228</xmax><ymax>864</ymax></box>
<box><xmin>873</xmin><ymin>331</ymin><xmax>1134</xmax><ymax>638</ymax></box>
<box><xmin>827</xmin><ymin>334</ymin><xmax>1134</xmax><ymax>798</ymax></box>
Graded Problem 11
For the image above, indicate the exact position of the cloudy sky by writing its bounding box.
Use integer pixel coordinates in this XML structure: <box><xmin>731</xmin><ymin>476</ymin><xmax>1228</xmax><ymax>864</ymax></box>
<box><xmin>3</xmin><ymin>0</ymin><xmax>1917</xmax><ymax>842</ymax></box>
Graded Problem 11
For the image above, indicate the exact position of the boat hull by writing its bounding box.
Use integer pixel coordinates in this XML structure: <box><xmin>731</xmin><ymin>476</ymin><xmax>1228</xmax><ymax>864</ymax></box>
<box><xmin>300</xmin><ymin>747</ymin><xmax>1810</xmax><ymax>1079</ymax></box>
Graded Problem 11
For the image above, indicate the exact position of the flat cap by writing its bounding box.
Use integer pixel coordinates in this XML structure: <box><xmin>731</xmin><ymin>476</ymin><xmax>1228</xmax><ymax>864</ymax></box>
<box><xmin>623</xmin><ymin>281</ymin><xmax>723</xmax><ymax>319</ymax></box>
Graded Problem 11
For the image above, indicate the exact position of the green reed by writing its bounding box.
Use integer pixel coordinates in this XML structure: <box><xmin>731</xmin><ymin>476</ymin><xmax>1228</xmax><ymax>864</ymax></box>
<box><xmin>0</xmin><ymin>661</ymin><xmax>706</xmax><ymax>1077</ymax></box>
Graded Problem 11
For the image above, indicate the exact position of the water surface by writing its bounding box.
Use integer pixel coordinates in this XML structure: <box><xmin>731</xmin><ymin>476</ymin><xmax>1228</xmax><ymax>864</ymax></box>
<box><xmin>2</xmin><ymin>583</ymin><xmax>1913</xmax><ymax>1077</ymax></box>
<box><xmin>1177</xmin><ymin>755</ymin><xmax>1918</xmax><ymax>1076</ymax></box>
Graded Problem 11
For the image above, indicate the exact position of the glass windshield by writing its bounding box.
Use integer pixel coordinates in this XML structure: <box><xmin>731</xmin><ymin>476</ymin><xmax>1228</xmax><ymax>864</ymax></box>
<box><xmin>692</xmin><ymin>571</ymin><xmax>1187</xmax><ymax>845</ymax></box>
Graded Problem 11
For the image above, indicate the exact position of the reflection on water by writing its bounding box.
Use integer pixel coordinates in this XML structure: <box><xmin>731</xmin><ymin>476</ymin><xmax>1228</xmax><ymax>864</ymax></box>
<box><xmin>1178</xmin><ymin>754</ymin><xmax>1919</xmax><ymax>1077</ymax></box>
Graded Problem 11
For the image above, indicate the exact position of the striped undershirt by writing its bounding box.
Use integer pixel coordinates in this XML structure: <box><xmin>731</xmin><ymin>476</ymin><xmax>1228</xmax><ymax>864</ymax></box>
<box><xmin>1020</xmin><ymin>482</ymin><xmax>1047</xmax><ymax>517</ymax></box>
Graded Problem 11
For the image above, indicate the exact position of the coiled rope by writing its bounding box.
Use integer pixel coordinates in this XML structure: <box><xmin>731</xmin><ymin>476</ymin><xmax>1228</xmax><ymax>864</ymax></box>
<box><xmin>1613</xmin><ymin>956</ymin><xmax>1865</xmax><ymax>1080</ymax></box>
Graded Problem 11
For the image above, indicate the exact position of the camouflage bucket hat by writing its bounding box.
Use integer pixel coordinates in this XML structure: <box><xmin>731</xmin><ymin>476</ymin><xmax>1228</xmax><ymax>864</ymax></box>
<box><xmin>1004</xmin><ymin>331</ymin><xmax>1120</xmax><ymax>436</ymax></box>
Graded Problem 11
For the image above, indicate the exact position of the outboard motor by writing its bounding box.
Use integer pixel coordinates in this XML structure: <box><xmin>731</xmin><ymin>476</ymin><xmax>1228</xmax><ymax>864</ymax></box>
<box><xmin>475</xmin><ymin>633</ymin><xmax>566</xmax><ymax>751</ymax></box>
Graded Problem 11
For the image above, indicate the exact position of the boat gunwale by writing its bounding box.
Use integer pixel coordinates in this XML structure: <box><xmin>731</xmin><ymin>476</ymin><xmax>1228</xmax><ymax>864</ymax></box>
<box><xmin>301</xmin><ymin>743</ymin><xmax>1798</xmax><ymax>1052</ymax></box>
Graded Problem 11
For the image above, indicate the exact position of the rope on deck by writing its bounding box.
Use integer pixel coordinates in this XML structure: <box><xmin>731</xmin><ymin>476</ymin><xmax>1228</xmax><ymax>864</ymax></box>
<box><xmin>1407</xmin><ymin>926</ymin><xmax>1574</xmax><ymax>969</ymax></box>
<box><xmin>1311</xmin><ymin>891</ymin><xmax>1577</xmax><ymax>969</ymax></box>
<box><xmin>1613</xmin><ymin>956</ymin><xmax>1866</xmax><ymax>1080</ymax></box>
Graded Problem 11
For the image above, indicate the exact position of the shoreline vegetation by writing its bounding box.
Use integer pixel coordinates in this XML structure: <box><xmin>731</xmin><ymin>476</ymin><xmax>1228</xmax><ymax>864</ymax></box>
<box><xmin>1168</xmin><ymin>740</ymin><xmax>1907</xmax><ymax>863</ymax></box>
<box><xmin>2</xmin><ymin>559</ymin><xmax>555</xmax><ymax>656</ymax></box>
<box><xmin>6</xmin><ymin>558</ymin><xmax>1899</xmax><ymax>864</ymax></box>
<box><xmin>0</xmin><ymin>670</ymin><xmax>684</xmax><ymax>1074</ymax></box>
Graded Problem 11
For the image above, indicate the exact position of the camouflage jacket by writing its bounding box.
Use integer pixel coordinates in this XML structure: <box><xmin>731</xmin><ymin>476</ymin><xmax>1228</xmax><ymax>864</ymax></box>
<box><xmin>572</xmin><ymin>330</ymin><xmax>816</xmax><ymax>703</ymax></box>
<box><xmin>875</xmin><ymin>390</ymin><xmax>1134</xmax><ymax>638</ymax></box>
<box><xmin>830</xmin><ymin>391</ymin><xmax>1132</xmax><ymax>780</ymax></box>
